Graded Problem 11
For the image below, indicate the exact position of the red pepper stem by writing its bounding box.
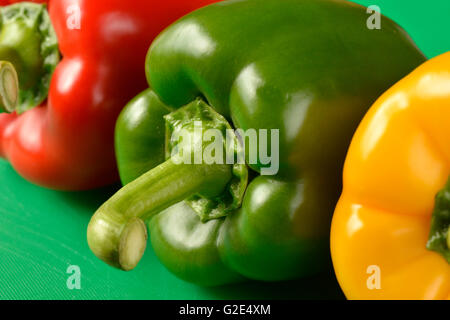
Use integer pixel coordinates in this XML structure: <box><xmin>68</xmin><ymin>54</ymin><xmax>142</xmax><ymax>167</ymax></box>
<box><xmin>87</xmin><ymin>157</ymin><xmax>232</xmax><ymax>271</ymax></box>
<box><xmin>0</xmin><ymin>61</ymin><xmax>19</xmax><ymax>113</ymax></box>
<box><xmin>0</xmin><ymin>2</ymin><xmax>60</xmax><ymax>114</ymax></box>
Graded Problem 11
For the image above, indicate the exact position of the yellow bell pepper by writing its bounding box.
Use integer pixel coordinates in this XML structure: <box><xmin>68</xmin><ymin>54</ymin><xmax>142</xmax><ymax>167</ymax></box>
<box><xmin>331</xmin><ymin>52</ymin><xmax>450</xmax><ymax>300</ymax></box>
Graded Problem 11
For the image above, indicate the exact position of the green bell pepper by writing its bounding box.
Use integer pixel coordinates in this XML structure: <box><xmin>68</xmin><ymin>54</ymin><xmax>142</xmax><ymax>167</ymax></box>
<box><xmin>87</xmin><ymin>0</ymin><xmax>426</xmax><ymax>286</ymax></box>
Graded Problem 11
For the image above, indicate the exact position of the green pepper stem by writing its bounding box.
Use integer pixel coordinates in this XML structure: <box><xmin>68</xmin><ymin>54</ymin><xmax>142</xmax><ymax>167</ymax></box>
<box><xmin>0</xmin><ymin>61</ymin><xmax>19</xmax><ymax>112</ymax></box>
<box><xmin>87</xmin><ymin>158</ymin><xmax>232</xmax><ymax>271</ymax></box>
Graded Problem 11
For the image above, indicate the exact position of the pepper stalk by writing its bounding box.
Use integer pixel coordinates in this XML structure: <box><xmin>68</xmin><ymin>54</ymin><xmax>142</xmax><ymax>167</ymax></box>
<box><xmin>427</xmin><ymin>176</ymin><xmax>450</xmax><ymax>263</ymax></box>
<box><xmin>0</xmin><ymin>2</ymin><xmax>59</xmax><ymax>113</ymax></box>
<box><xmin>0</xmin><ymin>61</ymin><xmax>18</xmax><ymax>112</ymax></box>
<box><xmin>87</xmin><ymin>99</ymin><xmax>248</xmax><ymax>271</ymax></box>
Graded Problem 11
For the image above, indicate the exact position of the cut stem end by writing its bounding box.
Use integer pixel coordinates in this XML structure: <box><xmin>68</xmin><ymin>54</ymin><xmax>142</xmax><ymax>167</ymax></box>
<box><xmin>0</xmin><ymin>61</ymin><xmax>19</xmax><ymax>113</ymax></box>
<box><xmin>119</xmin><ymin>218</ymin><xmax>148</xmax><ymax>271</ymax></box>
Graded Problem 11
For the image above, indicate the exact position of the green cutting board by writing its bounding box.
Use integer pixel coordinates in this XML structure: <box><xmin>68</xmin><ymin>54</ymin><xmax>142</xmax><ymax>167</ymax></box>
<box><xmin>0</xmin><ymin>0</ymin><xmax>449</xmax><ymax>300</ymax></box>
<box><xmin>0</xmin><ymin>160</ymin><xmax>343</xmax><ymax>299</ymax></box>
<box><xmin>354</xmin><ymin>0</ymin><xmax>450</xmax><ymax>59</ymax></box>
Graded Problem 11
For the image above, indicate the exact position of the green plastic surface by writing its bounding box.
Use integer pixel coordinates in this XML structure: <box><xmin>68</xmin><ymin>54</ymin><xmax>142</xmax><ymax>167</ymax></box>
<box><xmin>0</xmin><ymin>0</ymin><xmax>449</xmax><ymax>300</ymax></box>
<box><xmin>0</xmin><ymin>159</ymin><xmax>343</xmax><ymax>299</ymax></box>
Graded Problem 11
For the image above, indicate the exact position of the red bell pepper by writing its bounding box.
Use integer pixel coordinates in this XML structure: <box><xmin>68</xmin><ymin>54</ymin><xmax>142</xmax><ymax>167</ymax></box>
<box><xmin>0</xmin><ymin>0</ymin><xmax>219</xmax><ymax>190</ymax></box>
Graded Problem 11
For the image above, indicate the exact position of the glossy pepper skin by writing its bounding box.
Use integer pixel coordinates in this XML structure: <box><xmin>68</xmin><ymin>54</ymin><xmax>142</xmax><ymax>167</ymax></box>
<box><xmin>88</xmin><ymin>0</ymin><xmax>426</xmax><ymax>286</ymax></box>
<box><xmin>0</xmin><ymin>0</ymin><xmax>219</xmax><ymax>190</ymax></box>
<box><xmin>331</xmin><ymin>53</ymin><xmax>450</xmax><ymax>300</ymax></box>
